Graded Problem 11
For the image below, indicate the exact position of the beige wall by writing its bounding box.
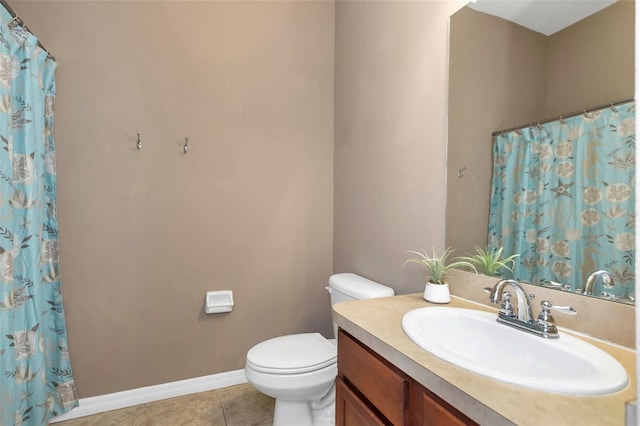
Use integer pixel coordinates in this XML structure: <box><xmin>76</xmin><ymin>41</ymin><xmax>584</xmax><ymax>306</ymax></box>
<box><xmin>446</xmin><ymin>6</ymin><xmax>548</xmax><ymax>257</ymax></box>
<box><xmin>15</xmin><ymin>1</ymin><xmax>335</xmax><ymax>398</ymax></box>
<box><xmin>334</xmin><ymin>0</ymin><xmax>466</xmax><ymax>294</ymax></box>
<box><xmin>446</xmin><ymin>1</ymin><xmax>634</xmax><ymax>256</ymax></box>
<box><xmin>545</xmin><ymin>1</ymin><xmax>634</xmax><ymax>116</ymax></box>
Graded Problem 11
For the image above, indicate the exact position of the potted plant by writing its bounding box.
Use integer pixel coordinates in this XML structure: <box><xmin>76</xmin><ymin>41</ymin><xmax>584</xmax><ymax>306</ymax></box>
<box><xmin>459</xmin><ymin>246</ymin><xmax>518</xmax><ymax>277</ymax></box>
<box><xmin>404</xmin><ymin>247</ymin><xmax>476</xmax><ymax>303</ymax></box>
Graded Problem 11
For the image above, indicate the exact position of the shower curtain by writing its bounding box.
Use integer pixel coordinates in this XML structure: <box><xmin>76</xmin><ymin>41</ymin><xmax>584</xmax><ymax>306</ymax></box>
<box><xmin>0</xmin><ymin>6</ymin><xmax>77</xmax><ymax>425</ymax></box>
<box><xmin>488</xmin><ymin>101</ymin><xmax>635</xmax><ymax>298</ymax></box>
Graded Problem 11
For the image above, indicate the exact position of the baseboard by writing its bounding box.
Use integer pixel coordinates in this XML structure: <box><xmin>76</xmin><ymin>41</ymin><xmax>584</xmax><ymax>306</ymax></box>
<box><xmin>49</xmin><ymin>369</ymin><xmax>248</xmax><ymax>423</ymax></box>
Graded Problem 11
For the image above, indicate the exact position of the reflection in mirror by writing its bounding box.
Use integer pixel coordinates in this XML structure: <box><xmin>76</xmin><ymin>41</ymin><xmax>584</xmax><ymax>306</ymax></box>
<box><xmin>488</xmin><ymin>100</ymin><xmax>634</xmax><ymax>301</ymax></box>
<box><xmin>446</xmin><ymin>1</ymin><xmax>635</xmax><ymax>304</ymax></box>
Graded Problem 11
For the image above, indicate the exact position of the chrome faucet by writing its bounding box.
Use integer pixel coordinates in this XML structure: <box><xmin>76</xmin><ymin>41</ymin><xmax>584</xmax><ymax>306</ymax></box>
<box><xmin>487</xmin><ymin>279</ymin><xmax>577</xmax><ymax>339</ymax></box>
<box><xmin>488</xmin><ymin>279</ymin><xmax>534</xmax><ymax>323</ymax></box>
<box><xmin>583</xmin><ymin>269</ymin><xmax>614</xmax><ymax>296</ymax></box>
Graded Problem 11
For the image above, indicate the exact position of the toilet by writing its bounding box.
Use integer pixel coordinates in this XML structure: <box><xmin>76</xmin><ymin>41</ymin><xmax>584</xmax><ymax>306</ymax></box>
<box><xmin>244</xmin><ymin>273</ymin><xmax>394</xmax><ymax>426</ymax></box>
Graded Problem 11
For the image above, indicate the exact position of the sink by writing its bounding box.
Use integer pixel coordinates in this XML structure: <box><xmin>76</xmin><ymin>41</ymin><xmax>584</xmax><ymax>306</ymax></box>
<box><xmin>401</xmin><ymin>307</ymin><xmax>629</xmax><ymax>395</ymax></box>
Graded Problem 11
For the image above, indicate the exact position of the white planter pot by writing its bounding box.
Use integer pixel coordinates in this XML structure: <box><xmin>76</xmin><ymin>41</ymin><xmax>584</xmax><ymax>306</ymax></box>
<box><xmin>423</xmin><ymin>283</ymin><xmax>451</xmax><ymax>304</ymax></box>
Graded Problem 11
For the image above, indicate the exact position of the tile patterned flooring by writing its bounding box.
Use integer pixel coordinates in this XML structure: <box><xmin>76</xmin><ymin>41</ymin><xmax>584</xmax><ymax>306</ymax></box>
<box><xmin>54</xmin><ymin>383</ymin><xmax>275</xmax><ymax>426</ymax></box>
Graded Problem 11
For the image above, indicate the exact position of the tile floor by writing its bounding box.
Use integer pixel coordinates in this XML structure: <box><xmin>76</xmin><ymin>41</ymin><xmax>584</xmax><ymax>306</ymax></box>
<box><xmin>53</xmin><ymin>383</ymin><xmax>275</xmax><ymax>426</ymax></box>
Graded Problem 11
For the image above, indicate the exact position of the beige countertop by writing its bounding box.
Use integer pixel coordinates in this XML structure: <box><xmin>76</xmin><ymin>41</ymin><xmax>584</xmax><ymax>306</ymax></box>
<box><xmin>332</xmin><ymin>294</ymin><xmax>636</xmax><ymax>426</ymax></box>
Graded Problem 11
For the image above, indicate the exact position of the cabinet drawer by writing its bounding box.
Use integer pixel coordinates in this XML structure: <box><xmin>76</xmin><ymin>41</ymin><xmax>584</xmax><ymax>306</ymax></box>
<box><xmin>338</xmin><ymin>330</ymin><xmax>408</xmax><ymax>425</ymax></box>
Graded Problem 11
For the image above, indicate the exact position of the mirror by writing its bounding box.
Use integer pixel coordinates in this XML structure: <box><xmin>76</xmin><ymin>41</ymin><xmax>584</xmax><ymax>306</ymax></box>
<box><xmin>446</xmin><ymin>1</ymin><xmax>635</xmax><ymax>304</ymax></box>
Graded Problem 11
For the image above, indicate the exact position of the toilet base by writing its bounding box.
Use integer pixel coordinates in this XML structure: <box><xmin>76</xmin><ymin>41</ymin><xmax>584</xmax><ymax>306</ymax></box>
<box><xmin>272</xmin><ymin>400</ymin><xmax>335</xmax><ymax>426</ymax></box>
<box><xmin>312</xmin><ymin>401</ymin><xmax>335</xmax><ymax>426</ymax></box>
<box><xmin>272</xmin><ymin>386</ymin><xmax>336</xmax><ymax>426</ymax></box>
<box><xmin>274</xmin><ymin>399</ymin><xmax>313</xmax><ymax>426</ymax></box>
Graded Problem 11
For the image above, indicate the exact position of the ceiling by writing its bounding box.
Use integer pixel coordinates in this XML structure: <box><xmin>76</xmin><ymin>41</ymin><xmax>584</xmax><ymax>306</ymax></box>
<box><xmin>468</xmin><ymin>0</ymin><xmax>617</xmax><ymax>36</ymax></box>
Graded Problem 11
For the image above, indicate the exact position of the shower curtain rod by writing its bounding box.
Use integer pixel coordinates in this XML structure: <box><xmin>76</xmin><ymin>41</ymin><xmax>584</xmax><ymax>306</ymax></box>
<box><xmin>0</xmin><ymin>0</ymin><xmax>54</xmax><ymax>61</ymax></box>
<box><xmin>492</xmin><ymin>97</ymin><xmax>634</xmax><ymax>136</ymax></box>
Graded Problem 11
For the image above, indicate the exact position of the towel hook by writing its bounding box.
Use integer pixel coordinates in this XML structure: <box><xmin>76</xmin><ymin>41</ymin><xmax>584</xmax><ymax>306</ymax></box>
<box><xmin>136</xmin><ymin>131</ymin><xmax>142</xmax><ymax>150</ymax></box>
<box><xmin>183</xmin><ymin>137</ymin><xmax>189</xmax><ymax>154</ymax></box>
<box><xmin>458</xmin><ymin>167</ymin><xmax>466</xmax><ymax>178</ymax></box>
<box><xmin>8</xmin><ymin>16</ymin><xmax>23</xmax><ymax>29</ymax></box>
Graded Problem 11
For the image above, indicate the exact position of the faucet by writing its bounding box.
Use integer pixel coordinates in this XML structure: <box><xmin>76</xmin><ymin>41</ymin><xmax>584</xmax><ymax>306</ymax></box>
<box><xmin>583</xmin><ymin>269</ymin><xmax>614</xmax><ymax>296</ymax></box>
<box><xmin>487</xmin><ymin>279</ymin><xmax>577</xmax><ymax>339</ymax></box>
<box><xmin>488</xmin><ymin>279</ymin><xmax>534</xmax><ymax>323</ymax></box>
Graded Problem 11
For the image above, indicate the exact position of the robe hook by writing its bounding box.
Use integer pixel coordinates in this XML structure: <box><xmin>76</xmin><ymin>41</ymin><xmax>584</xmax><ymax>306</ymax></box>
<box><xmin>136</xmin><ymin>131</ymin><xmax>142</xmax><ymax>150</ymax></box>
<box><xmin>183</xmin><ymin>137</ymin><xmax>189</xmax><ymax>154</ymax></box>
<box><xmin>458</xmin><ymin>167</ymin><xmax>466</xmax><ymax>178</ymax></box>
<box><xmin>8</xmin><ymin>16</ymin><xmax>23</xmax><ymax>29</ymax></box>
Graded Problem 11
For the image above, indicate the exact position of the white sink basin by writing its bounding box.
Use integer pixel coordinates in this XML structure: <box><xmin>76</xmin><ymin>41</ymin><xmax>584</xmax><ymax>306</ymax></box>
<box><xmin>401</xmin><ymin>307</ymin><xmax>628</xmax><ymax>395</ymax></box>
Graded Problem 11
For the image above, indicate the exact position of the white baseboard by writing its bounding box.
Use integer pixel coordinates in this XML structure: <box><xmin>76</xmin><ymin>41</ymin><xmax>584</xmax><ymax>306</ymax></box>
<box><xmin>49</xmin><ymin>369</ymin><xmax>248</xmax><ymax>423</ymax></box>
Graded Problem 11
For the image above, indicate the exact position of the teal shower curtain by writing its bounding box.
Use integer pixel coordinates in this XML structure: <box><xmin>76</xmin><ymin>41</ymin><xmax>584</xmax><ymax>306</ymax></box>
<box><xmin>0</xmin><ymin>6</ymin><xmax>77</xmax><ymax>425</ymax></box>
<box><xmin>488</xmin><ymin>102</ymin><xmax>635</xmax><ymax>298</ymax></box>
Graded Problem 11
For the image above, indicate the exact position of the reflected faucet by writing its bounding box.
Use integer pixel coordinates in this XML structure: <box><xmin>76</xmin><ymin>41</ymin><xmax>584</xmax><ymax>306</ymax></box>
<box><xmin>489</xmin><ymin>279</ymin><xmax>534</xmax><ymax>323</ymax></box>
<box><xmin>583</xmin><ymin>270</ymin><xmax>614</xmax><ymax>296</ymax></box>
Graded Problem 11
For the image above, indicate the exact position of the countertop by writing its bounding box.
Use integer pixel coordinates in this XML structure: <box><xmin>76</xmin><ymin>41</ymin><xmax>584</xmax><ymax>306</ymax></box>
<box><xmin>332</xmin><ymin>294</ymin><xmax>636</xmax><ymax>426</ymax></box>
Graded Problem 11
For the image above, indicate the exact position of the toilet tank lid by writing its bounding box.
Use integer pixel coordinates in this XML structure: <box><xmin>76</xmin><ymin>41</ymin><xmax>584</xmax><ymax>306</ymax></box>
<box><xmin>329</xmin><ymin>273</ymin><xmax>394</xmax><ymax>299</ymax></box>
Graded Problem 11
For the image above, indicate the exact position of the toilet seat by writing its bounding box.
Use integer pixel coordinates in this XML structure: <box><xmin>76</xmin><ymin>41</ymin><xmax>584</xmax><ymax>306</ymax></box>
<box><xmin>246</xmin><ymin>333</ymin><xmax>336</xmax><ymax>375</ymax></box>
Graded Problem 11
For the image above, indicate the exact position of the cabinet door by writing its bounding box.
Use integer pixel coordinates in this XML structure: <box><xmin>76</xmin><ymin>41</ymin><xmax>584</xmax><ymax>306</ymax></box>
<box><xmin>421</xmin><ymin>390</ymin><xmax>475</xmax><ymax>426</ymax></box>
<box><xmin>338</xmin><ymin>330</ymin><xmax>408</xmax><ymax>425</ymax></box>
<box><xmin>336</xmin><ymin>377</ymin><xmax>386</xmax><ymax>426</ymax></box>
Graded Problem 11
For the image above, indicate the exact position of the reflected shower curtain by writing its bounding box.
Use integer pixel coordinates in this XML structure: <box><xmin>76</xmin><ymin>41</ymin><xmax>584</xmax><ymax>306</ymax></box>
<box><xmin>488</xmin><ymin>102</ymin><xmax>635</xmax><ymax>298</ymax></box>
<box><xmin>0</xmin><ymin>6</ymin><xmax>77</xmax><ymax>425</ymax></box>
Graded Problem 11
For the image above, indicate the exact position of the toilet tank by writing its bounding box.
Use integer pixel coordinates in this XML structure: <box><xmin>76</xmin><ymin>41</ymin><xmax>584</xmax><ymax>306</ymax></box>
<box><xmin>328</xmin><ymin>273</ymin><xmax>394</xmax><ymax>338</ymax></box>
<box><xmin>328</xmin><ymin>273</ymin><xmax>394</xmax><ymax>305</ymax></box>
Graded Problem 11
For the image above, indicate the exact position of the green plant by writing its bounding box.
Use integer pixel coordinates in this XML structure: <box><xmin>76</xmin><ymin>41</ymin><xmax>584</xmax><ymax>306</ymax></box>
<box><xmin>459</xmin><ymin>246</ymin><xmax>519</xmax><ymax>277</ymax></box>
<box><xmin>403</xmin><ymin>247</ymin><xmax>476</xmax><ymax>284</ymax></box>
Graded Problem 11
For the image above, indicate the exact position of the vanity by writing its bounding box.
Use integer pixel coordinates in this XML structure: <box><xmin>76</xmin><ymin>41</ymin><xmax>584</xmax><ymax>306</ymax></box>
<box><xmin>333</xmin><ymin>294</ymin><xmax>636</xmax><ymax>425</ymax></box>
<box><xmin>336</xmin><ymin>327</ymin><xmax>475</xmax><ymax>425</ymax></box>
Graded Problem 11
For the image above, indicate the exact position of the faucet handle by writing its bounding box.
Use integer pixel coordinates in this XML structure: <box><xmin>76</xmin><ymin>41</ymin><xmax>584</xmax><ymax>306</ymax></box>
<box><xmin>540</xmin><ymin>300</ymin><xmax>577</xmax><ymax>315</ymax></box>
<box><xmin>536</xmin><ymin>300</ymin><xmax>577</xmax><ymax>337</ymax></box>
<box><xmin>499</xmin><ymin>291</ymin><xmax>515</xmax><ymax>317</ymax></box>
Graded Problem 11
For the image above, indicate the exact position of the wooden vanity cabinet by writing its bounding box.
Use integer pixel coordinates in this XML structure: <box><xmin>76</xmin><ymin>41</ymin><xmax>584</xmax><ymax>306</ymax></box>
<box><xmin>336</xmin><ymin>377</ymin><xmax>387</xmax><ymax>426</ymax></box>
<box><xmin>336</xmin><ymin>329</ymin><xmax>477</xmax><ymax>426</ymax></box>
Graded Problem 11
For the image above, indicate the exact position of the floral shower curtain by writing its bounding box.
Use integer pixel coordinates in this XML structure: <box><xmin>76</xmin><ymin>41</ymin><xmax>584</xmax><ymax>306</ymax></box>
<box><xmin>488</xmin><ymin>101</ymin><xmax>635</xmax><ymax>299</ymax></box>
<box><xmin>0</xmin><ymin>6</ymin><xmax>77</xmax><ymax>425</ymax></box>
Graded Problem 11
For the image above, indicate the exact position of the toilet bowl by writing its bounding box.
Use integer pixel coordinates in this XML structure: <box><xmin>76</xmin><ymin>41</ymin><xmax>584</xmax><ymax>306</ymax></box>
<box><xmin>244</xmin><ymin>273</ymin><xmax>394</xmax><ymax>426</ymax></box>
<box><xmin>245</xmin><ymin>333</ymin><xmax>337</xmax><ymax>425</ymax></box>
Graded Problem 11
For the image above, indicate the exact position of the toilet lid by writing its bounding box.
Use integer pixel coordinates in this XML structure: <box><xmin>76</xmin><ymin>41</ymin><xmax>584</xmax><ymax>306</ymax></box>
<box><xmin>246</xmin><ymin>333</ymin><xmax>337</xmax><ymax>375</ymax></box>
